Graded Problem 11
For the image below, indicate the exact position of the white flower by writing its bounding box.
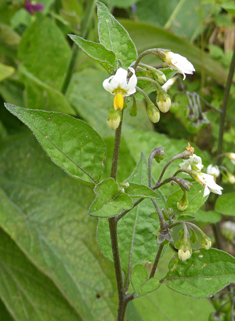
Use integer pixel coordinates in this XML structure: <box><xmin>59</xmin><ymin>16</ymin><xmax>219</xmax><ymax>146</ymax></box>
<box><xmin>179</xmin><ymin>154</ymin><xmax>204</xmax><ymax>172</ymax></box>
<box><xmin>103</xmin><ymin>67</ymin><xmax>137</xmax><ymax>110</ymax></box>
<box><xmin>207</xmin><ymin>165</ymin><xmax>220</xmax><ymax>178</ymax></box>
<box><xmin>228</xmin><ymin>153</ymin><xmax>235</xmax><ymax>164</ymax></box>
<box><xmin>163</xmin><ymin>51</ymin><xmax>195</xmax><ymax>80</ymax></box>
<box><xmin>162</xmin><ymin>77</ymin><xmax>177</xmax><ymax>92</ymax></box>
<box><xmin>194</xmin><ymin>172</ymin><xmax>223</xmax><ymax>197</ymax></box>
<box><xmin>178</xmin><ymin>246</ymin><xmax>192</xmax><ymax>261</ymax></box>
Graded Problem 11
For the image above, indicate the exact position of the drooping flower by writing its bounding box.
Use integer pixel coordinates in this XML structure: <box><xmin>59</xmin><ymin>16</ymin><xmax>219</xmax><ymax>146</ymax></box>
<box><xmin>162</xmin><ymin>51</ymin><xmax>195</xmax><ymax>80</ymax></box>
<box><xmin>24</xmin><ymin>1</ymin><xmax>44</xmax><ymax>14</ymax></box>
<box><xmin>178</xmin><ymin>246</ymin><xmax>192</xmax><ymax>261</ymax></box>
<box><xmin>193</xmin><ymin>172</ymin><xmax>223</xmax><ymax>197</ymax></box>
<box><xmin>156</xmin><ymin>87</ymin><xmax>171</xmax><ymax>113</ymax></box>
<box><xmin>201</xmin><ymin>237</ymin><xmax>212</xmax><ymax>250</ymax></box>
<box><xmin>103</xmin><ymin>67</ymin><xmax>137</xmax><ymax>110</ymax></box>
<box><xmin>179</xmin><ymin>154</ymin><xmax>204</xmax><ymax>172</ymax></box>
<box><xmin>207</xmin><ymin>164</ymin><xmax>220</xmax><ymax>178</ymax></box>
<box><xmin>228</xmin><ymin>153</ymin><xmax>235</xmax><ymax>164</ymax></box>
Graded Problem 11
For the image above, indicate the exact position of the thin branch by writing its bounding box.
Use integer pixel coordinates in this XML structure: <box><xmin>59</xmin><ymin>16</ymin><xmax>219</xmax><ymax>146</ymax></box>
<box><xmin>149</xmin><ymin>243</ymin><xmax>164</xmax><ymax>279</ymax></box>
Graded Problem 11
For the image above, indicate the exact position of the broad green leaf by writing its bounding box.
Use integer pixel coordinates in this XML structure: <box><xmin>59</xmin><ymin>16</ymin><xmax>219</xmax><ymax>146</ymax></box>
<box><xmin>131</xmin><ymin>265</ymin><xmax>160</xmax><ymax>297</ymax></box>
<box><xmin>128</xmin><ymin>284</ymin><xmax>214</xmax><ymax>321</ymax></box>
<box><xmin>66</xmin><ymin>68</ymin><xmax>153</xmax><ymax>137</ymax></box>
<box><xmin>89</xmin><ymin>178</ymin><xmax>133</xmax><ymax>218</ymax></box>
<box><xmin>20</xmin><ymin>66</ymin><xmax>76</xmax><ymax>114</ymax></box>
<box><xmin>120</xmin><ymin>19</ymin><xmax>228</xmax><ymax>85</ymax></box>
<box><xmin>125</xmin><ymin>183</ymin><xmax>160</xmax><ymax>199</ymax></box>
<box><xmin>166</xmin><ymin>182</ymin><xmax>207</xmax><ymax>214</ymax></box>
<box><xmin>18</xmin><ymin>14</ymin><xmax>71</xmax><ymax>89</ymax></box>
<box><xmin>69</xmin><ymin>35</ymin><xmax>118</xmax><ymax>73</ymax></box>
<box><xmin>97</xmin><ymin>2</ymin><xmax>137</xmax><ymax>69</ymax></box>
<box><xmin>97</xmin><ymin>154</ymin><xmax>165</xmax><ymax>272</ymax></box>
<box><xmin>0</xmin><ymin>229</ymin><xmax>82</xmax><ymax>321</ymax></box>
<box><xmin>11</xmin><ymin>8</ymin><xmax>32</xmax><ymax>28</ymax></box>
<box><xmin>0</xmin><ymin>133</ymin><xmax>117</xmax><ymax>321</ymax></box>
<box><xmin>0</xmin><ymin>62</ymin><xmax>14</xmax><ymax>82</ymax></box>
<box><xmin>193</xmin><ymin>209</ymin><xmax>221</xmax><ymax>223</ymax></box>
<box><xmin>221</xmin><ymin>2</ymin><xmax>235</xmax><ymax>16</ymax></box>
<box><xmin>127</xmin><ymin>248</ymin><xmax>214</xmax><ymax>320</ymax></box>
<box><xmin>5</xmin><ymin>104</ymin><xmax>106</xmax><ymax>185</ymax></box>
<box><xmin>215</xmin><ymin>193</ymin><xmax>235</xmax><ymax>216</ymax></box>
<box><xmin>163</xmin><ymin>249</ymin><xmax>235</xmax><ymax>298</ymax></box>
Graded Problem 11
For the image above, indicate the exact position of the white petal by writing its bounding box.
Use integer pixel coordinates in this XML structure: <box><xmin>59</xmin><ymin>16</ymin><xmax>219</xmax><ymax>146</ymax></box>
<box><xmin>203</xmin><ymin>185</ymin><xmax>210</xmax><ymax>197</ymax></box>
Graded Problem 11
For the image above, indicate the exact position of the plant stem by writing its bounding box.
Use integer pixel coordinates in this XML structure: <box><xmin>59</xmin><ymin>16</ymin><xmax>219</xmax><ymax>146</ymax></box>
<box><xmin>213</xmin><ymin>35</ymin><xmax>235</xmax><ymax>250</ymax></box>
<box><xmin>109</xmin><ymin>115</ymin><xmax>127</xmax><ymax>321</ymax></box>
<box><xmin>217</xmin><ymin>39</ymin><xmax>235</xmax><ymax>169</ymax></box>
<box><xmin>61</xmin><ymin>0</ymin><xmax>97</xmax><ymax>95</ymax></box>
<box><xmin>149</xmin><ymin>243</ymin><xmax>164</xmax><ymax>278</ymax></box>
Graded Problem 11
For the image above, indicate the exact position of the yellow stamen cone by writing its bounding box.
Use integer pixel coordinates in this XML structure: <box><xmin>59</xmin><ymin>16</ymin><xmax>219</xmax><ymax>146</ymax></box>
<box><xmin>113</xmin><ymin>94</ymin><xmax>124</xmax><ymax>110</ymax></box>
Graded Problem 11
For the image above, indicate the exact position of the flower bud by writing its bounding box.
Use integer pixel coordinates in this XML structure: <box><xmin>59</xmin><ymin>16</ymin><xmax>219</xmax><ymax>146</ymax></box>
<box><xmin>147</xmin><ymin>104</ymin><xmax>160</xmax><ymax>123</ymax></box>
<box><xmin>119</xmin><ymin>182</ymin><xmax>130</xmax><ymax>188</ymax></box>
<box><xmin>201</xmin><ymin>236</ymin><xmax>212</xmax><ymax>250</ymax></box>
<box><xmin>156</xmin><ymin>87</ymin><xmax>171</xmax><ymax>113</ymax></box>
<box><xmin>152</xmin><ymin>69</ymin><xmax>166</xmax><ymax>85</ymax></box>
<box><xmin>178</xmin><ymin>246</ymin><xmax>192</xmax><ymax>261</ymax></box>
<box><xmin>227</xmin><ymin>173</ymin><xmax>235</xmax><ymax>184</ymax></box>
<box><xmin>106</xmin><ymin>109</ymin><xmax>122</xmax><ymax>130</ymax></box>
<box><xmin>129</xmin><ymin>97</ymin><xmax>138</xmax><ymax>117</ymax></box>
<box><xmin>177</xmin><ymin>192</ymin><xmax>188</xmax><ymax>211</ymax></box>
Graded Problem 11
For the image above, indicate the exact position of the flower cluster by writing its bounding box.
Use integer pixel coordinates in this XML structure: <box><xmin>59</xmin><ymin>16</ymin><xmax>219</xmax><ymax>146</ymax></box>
<box><xmin>103</xmin><ymin>51</ymin><xmax>195</xmax><ymax>129</ymax></box>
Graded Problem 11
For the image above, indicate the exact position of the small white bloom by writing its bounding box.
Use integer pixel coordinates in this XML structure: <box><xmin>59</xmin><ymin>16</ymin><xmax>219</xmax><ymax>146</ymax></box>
<box><xmin>228</xmin><ymin>174</ymin><xmax>235</xmax><ymax>184</ymax></box>
<box><xmin>163</xmin><ymin>51</ymin><xmax>195</xmax><ymax>80</ymax></box>
<box><xmin>103</xmin><ymin>67</ymin><xmax>137</xmax><ymax>110</ymax></box>
<box><xmin>207</xmin><ymin>164</ymin><xmax>220</xmax><ymax>178</ymax></box>
<box><xmin>179</xmin><ymin>154</ymin><xmax>204</xmax><ymax>172</ymax></box>
<box><xmin>228</xmin><ymin>153</ymin><xmax>235</xmax><ymax>164</ymax></box>
<box><xmin>162</xmin><ymin>77</ymin><xmax>177</xmax><ymax>92</ymax></box>
<box><xmin>157</xmin><ymin>96</ymin><xmax>171</xmax><ymax>113</ymax></box>
<box><xmin>178</xmin><ymin>246</ymin><xmax>192</xmax><ymax>261</ymax></box>
<box><xmin>194</xmin><ymin>172</ymin><xmax>223</xmax><ymax>197</ymax></box>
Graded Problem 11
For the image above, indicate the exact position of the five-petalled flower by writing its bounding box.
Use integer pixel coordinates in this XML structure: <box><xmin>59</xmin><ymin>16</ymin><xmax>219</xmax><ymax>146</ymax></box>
<box><xmin>162</xmin><ymin>51</ymin><xmax>195</xmax><ymax>80</ymax></box>
<box><xmin>193</xmin><ymin>172</ymin><xmax>223</xmax><ymax>197</ymax></box>
<box><xmin>103</xmin><ymin>67</ymin><xmax>137</xmax><ymax>110</ymax></box>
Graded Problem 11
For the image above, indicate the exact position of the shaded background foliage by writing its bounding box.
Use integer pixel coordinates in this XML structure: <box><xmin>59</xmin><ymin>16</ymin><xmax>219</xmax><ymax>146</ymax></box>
<box><xmin>0</xmin><ymin>0</ymin><xmax>235</xmax><ymax>320</ymax></box>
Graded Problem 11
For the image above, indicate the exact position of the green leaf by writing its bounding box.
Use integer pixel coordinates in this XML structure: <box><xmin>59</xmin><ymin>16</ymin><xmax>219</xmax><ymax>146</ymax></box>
<box><xmin>0</xmin><ymin>133</ymin><xmax>117</xmax><ymax>321</ymax></box>
<box><xmin>166</xmin><ymin>183</ymin><xmax>207</xmax><ymax>214</ymax></box>
<box><xmin>221</xmin><ymin>2</ymin><xmax>235</xmax><ymax>16</ymax></box>
<box><xmin>131</xmin><ymin>265</ymin><xmax>160</xmax><ymax>297</ymax></box>
<box><xmin>18</xmin><ymin>14</ymin><xmax>71</xmax><ymax>90</ymax></box>
<box><xmin>0</xmin><ymin>228</ymin><xmax>83</xmax><ymax>321</ymax></box>
<box><xmin>97</xmin><ymin>154</ymin><xmax>165</xmax><ymax>272</ymax></box>
<box><xmin>163</xmin><ymin>249</ymin><xmax>235</xmax><ymax>298</ymax></box>
<box><xmin>193</xmin><ymin>209</ymin><xmax>221</xmax><ymax>223</ymax></box>
<box><xmin>20</xmin><ymin>66</ymin><xmax>76</xmax><ymax>114</ymax></box>
<box><xmin>69</xmin><ymin>35</ymin><xmax>118</xmax><ymax>73</ymax></box>
<box><xmin>97</xmin><ymin>2</ymin><xmax>137</xmax><ymax>69</ymax></box>
<box><xmin>128</xmin><ymin>284</ymin><xmax>214</xmax><ymax>321</ymax></box>
<box><xmin>125</xmin><ymin>183</ymin><xmax>160</xmax><ymax>199</ymax></box>
<box><xmin>0</xmin><ymin>63</ymin><xmax>14</xmax><ymax>82</ymax></box>
<box><xmin>5</xmin><ymin>104</ymin><xmax>106</xmax><ymax>185</ymax></box>
<box><xmin>119</xmin><ymin>19</ymin><xmax>228</xmax><ymax>85</ymax></box>
<box><xmin>215</xmin><ymin>193</ymin><xmax>235</xmax><ymax>216</ymax></box>
<box><xmin>89</xmin><ymin>178</ymin><xmax>133</xmax><ymax>218</ymax></box>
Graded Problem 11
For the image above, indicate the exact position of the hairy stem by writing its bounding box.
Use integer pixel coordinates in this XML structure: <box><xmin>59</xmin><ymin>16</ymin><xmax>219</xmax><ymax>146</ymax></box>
<box><xmin>149</xmin><ymin>243</ymin><xmax>164</xmax><ymax>278</ymax></box>
<box><xmin>109</xmin><ymin>115</ymin><xmax>128</xmax><ymax>321</ymax></box>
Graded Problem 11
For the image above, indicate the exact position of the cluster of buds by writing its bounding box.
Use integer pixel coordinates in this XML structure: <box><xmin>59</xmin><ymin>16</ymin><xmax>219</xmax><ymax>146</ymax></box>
<box><xmin>177</xmin><ymin>223</ymin><xmax>212</xmax><ymax>261</ymax></box>
<box><xmin>103</xmin><ymin>50</ymin><xmax>195</xmax><ymax>129</ymax></box>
